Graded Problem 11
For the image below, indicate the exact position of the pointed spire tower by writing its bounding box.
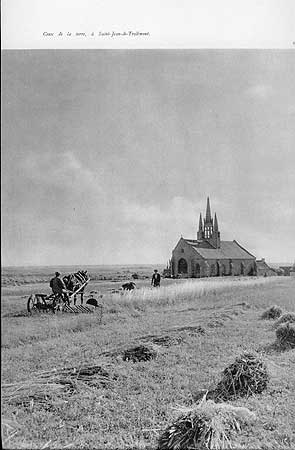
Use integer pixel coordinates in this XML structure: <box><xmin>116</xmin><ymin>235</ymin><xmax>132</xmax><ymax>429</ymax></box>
<box><xmin>204</xmin><ymin>197</ymin><xmax>213</xmax><ymax>239</ymax></box>
<box><xmin>205</xmin><ymin>197</ymin><xmax>212</xmax><ymax>223</ymax></box>
<box><xmin>197</xmin><ymin>213</ymin><xmax>203</xmax><ymax>240</ymax></box>
<box><xmin>196</xmin><ymin>197</ymin><xmax>221</xmax><ymax>247</ymax></box>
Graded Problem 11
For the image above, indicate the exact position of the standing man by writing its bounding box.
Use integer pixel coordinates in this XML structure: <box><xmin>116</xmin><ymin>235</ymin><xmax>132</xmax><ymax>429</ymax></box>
<box><xmin>50</xmin><ymin>272</ymin><xmax>69</xmax><ymax>303</ymax></box>
<box><xmin>151</xmin><ymin>269</ymin><xmax>161</xmax><ymax>287</ymax></box>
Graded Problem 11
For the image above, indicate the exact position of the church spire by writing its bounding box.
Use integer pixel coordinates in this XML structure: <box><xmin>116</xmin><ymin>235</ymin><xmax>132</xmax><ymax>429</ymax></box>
<box><xmin>205</xmin><ymin>197</ymin><xmax>212</xmax><ymax>223</ymax></box>
<box><xmin>214</xmin><ymin>213</ymin><xmax>218</xmax><ymax>231</ymax></box>
<box><xmin>199</xmin><ymin>213</ymin><xmax>203</xmax><ymax>231</ymax></box>
<box><xmin>197</xmin><ymin>213</ymin><xmax>203</xmax><ymax>240</ymax></box>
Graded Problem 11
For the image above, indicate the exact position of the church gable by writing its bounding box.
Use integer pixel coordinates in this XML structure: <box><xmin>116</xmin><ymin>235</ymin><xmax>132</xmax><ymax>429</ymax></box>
<box><xmin>172</xmin><ymin>238</ymin><xmax>204</xmax><ymax>259</ymax></box>
<box><xmin>172</xmin><ymin>238</ymin><xmax>205</xmax><ymax>278</ymax></box>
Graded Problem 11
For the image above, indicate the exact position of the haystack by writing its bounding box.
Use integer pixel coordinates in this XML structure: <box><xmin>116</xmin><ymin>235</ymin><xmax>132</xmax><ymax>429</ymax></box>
<box><xmin>213</xmin><ymin>353</ymin><xmax>269</xmax><ymax>400</ymax></box>
<box><xmin>158</xmin><ymin>400</ymin><xmax>255</xmax><ymax>450</ymax></box>
<box><xmin>122</xmin><ymin>344</ymin><xmax>158</xmax><ymax>362</ymax></box>
<box><xmin>275</xmin><ymin>322</ymin><xmax>295</xmax><ymax>349</ymax></box>
<box><xmin>274</xmin><ymin>312</ymin><xmax>295</xmax><ymax>328</ymax></box>
<box><xmin>261</xmin><ymin>305</ymin><xmax>282</xmax><ymax>320</ymax></box>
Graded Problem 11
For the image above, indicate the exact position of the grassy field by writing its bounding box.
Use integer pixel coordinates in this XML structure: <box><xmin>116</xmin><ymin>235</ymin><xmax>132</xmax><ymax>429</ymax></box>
<box><xmin>1</xmin><ymin>273</ymin><xmax>295</xmax><ymax>449</ymax></box>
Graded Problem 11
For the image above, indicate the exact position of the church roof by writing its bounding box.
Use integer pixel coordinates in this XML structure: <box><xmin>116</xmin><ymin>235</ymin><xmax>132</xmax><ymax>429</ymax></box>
<box><xmin>184</xmin><ymin>239</ymin><xmax>255</xmax><ymax>260</ymax></box>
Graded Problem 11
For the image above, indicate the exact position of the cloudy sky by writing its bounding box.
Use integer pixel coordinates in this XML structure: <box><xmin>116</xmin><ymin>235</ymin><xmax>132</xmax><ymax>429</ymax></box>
<box><xmin>2</xmin><ymin>50</ymin><xmax>295</xmax><ymax>266</ymax></box>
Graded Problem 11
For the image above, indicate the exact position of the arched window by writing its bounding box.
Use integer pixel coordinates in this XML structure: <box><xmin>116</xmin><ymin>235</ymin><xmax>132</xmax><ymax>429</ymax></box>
<box><xmin>178</xmin><ymin>258</ymin><xmax>188</xmax><ymax>274</ymax></box>
<box><xmin>196</xmin><ymin>263</ymin><xmax>201</xmax><ymax>278</ymax></box>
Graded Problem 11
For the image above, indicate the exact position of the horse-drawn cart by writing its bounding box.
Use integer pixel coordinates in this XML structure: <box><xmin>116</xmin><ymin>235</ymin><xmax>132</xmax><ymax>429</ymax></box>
<box><xmin>27</xmin><ymin>270</ymin><xmax>103</xmax><ymax>321</ymax></box>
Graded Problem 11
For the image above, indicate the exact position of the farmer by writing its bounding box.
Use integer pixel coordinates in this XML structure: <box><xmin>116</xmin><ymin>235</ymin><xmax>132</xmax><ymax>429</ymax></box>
<box><xmin>50</xmin><ymin>272</ymin><xmax>69</xmax><ymax>303</ymax></box>
<box><xmin>151</xmin><ymin>269</ymin><xmax>161</xmax><ymax>287</ymax></box>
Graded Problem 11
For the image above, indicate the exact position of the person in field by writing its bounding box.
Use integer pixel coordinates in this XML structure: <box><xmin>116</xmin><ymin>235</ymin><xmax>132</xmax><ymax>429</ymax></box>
<box><xmin>50</xmin><ymin>272</ymin><xmax>69</xmax><ymax>303</ymax></box>
<box><xmin>151</xmin><ymin>269</ymin><xmax>161</xmax><ymax>287</ymax></box>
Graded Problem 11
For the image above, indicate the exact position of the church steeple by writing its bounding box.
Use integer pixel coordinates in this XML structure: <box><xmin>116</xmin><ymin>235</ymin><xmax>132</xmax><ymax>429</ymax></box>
<box><xmin>196</xmin><ymin>198</ymin><xmax>221</xmax><ymax>247</ymax></box>
<box><xmin>204</xmin><ymin>197</ymin><xmax>213</xmax><ymax>239</ymax></box>
<box><xmin>205</xmin><ymin>197</ymin><xmax>212</xmax><ymax>223</ymax></box>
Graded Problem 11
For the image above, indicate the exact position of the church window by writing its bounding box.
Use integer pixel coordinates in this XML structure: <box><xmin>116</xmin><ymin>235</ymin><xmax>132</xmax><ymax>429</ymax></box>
<box><xmin>181</xmin><ymin>248</ymin><xmax>184</xmax><ymax>253</ymax></box>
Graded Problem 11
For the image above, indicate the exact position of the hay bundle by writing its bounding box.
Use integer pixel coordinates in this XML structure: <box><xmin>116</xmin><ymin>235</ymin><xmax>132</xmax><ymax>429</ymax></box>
<box><xmin>150</xmin><ymin>335</ymin><xmax>183</xmax><ymax>347</ymax></box>
<box><xmin>213</xmin><ymin>353</ymin><xmax>269</xmax><ymax>400</ymax></box>
<box><xmin>274</xmin><ymin>312</ymin><xmax>295</xmax><ymax>328</ymax></box>
<box><xmin>275</xmin><ymin>322</ymin><xmax>295</xmax><ymax>349</ymax></box>
<box><xmin>157</xmin><ymin>400</ymin><xmax>255</xmax><ymax>450</ymax></box>
<box><xmin>207</xmin><ymin>319</ymin><xmax>224</xmax><ymax>328</ymax></box>
<box><xmin>122</xmin><ymin>344</ymin><xmax>158</xmax><ymax>362</ymax></box>
<box><xmin>261</xmin><ymin>305</ymin><xmax>282</xmax><ymax>320</ymax></box>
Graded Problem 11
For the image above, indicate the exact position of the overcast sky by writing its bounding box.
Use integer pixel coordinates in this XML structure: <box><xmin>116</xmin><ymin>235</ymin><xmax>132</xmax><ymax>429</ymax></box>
<box><xmin>2</xmin><ymin>50</ymin><xmax>295</xmax><ymax>266</ymax></box>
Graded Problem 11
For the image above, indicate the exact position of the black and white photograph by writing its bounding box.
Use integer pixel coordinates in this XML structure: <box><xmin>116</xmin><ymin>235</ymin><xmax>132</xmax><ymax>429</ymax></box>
<box><xmin>2</xmin><ymin>1</ymin><xmax>295</xmax><ymax>449</ymax></box>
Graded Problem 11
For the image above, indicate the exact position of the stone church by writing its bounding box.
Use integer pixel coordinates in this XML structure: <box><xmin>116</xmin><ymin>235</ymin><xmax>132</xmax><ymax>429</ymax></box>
<box><xmin>170</xmin><ymin>197</ymin><xmax>256</xmax><ymax>278</ymax></box>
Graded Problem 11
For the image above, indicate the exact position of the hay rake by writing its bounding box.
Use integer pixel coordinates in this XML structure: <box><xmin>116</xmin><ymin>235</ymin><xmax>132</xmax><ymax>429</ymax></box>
<box><xmin>27</xmin><ymin>270</ymin><xmax>103</xmax><ymax>320</ymax></box>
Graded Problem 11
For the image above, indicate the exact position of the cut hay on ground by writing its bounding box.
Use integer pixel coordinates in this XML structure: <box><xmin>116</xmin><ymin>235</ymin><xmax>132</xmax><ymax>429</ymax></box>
<box><xmin>122</xmin><ymin>344</ymin><xmax>158</xmax><ymax>362</ymax></box>
<box><xmin>157</xmin><ymin>400</ymin><xmax>255</xmax><ymax>450</ymax></box>
<box><xmin>169</xmin><ymin>325</ymin><xmax>206</xmax><ymax>335</ymax></box>
<box><xmin>2</xmin><ymin>379</ymin><xmax>75</xmax><ymax>407</ymax></box>
<box><xmin>274</xmin><ymin>312</ymin><xmax>295</xmax><ymax>328</ymax></box>
<box><xmin>2</xmin><ymin>364</ymin><xmax>114</xmax><ymax>406</ymax></box>
<box><xmin>37</xmin><ymin>364</ymin><xmax>114</xmax><ymax>387</ymax></box>
<box><xmin>261</xmin><ymin>305</ymin><xmax>282</xmax><ymax>320</ymax></box>
<box><xmin>275</xmin><ymin>322</ymin><xmax>295</xmax><ymax>349</ymax></box>
<box><xmin>213</xmin><ymin>353</ymin><xmax>269</xmax><ymax>401</ymax></box>
<box><xmin>149</xmin><ymin>335</ymin><xmax>184</xmax><ymax>347</ymax></box>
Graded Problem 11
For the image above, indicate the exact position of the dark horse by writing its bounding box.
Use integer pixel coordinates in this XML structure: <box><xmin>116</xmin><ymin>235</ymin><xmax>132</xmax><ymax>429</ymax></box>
<box><xmin>122</xmin><ymin>282</ymin><xmax>136</xmax><ymax>291</ymax></box>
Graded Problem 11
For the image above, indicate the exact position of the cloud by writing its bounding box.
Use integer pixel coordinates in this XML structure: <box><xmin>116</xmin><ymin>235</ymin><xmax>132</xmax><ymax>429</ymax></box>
<box><xmin>245</xmin><ymin>84</ymin><xmax>274</xmax><ymax>99</ymax></box>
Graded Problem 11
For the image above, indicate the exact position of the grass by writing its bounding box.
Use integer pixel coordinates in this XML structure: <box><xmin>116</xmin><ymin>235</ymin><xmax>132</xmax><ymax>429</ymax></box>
<box><xmin>1</xmin><ymin>275</ymin><xmax>295</xmax><ymax>449</ymax></box>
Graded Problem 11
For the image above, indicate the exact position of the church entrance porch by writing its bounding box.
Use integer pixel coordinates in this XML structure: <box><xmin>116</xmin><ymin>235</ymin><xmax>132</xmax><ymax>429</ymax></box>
<box><xmin>178</xmin><ymin>258</ymin><xmax>188</xmax><ymax>275</ymax></box>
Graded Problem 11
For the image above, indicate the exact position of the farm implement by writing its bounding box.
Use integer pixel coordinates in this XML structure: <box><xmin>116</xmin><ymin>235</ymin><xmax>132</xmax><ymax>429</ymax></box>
<box><xmin>27</xmin><ymin>270</ymin><xmax>103</xmax><ymax>320</ymax></box>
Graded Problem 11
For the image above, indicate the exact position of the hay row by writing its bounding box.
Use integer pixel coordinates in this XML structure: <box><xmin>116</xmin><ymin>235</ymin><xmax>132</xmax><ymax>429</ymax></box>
<box><xmin>2</xmin><ymin>379</ymin><xmax>76</xmax><ymax>406</ymax></box>
<box><xmin>2</xmin><ymin>364</ymin><xmax>115</xmax><ymax>407</ymax></box>
<box><xmin>98</xmin><ymin>325</ymin><xmax>206</xmax><ymax>361</ymax></box>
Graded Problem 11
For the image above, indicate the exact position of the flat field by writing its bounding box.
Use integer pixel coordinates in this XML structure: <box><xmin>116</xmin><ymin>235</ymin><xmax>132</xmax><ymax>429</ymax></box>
<box><xmin>1</xmin><ymin>269</ymin><xmax>295</xmax><ymax>449</ymax></box>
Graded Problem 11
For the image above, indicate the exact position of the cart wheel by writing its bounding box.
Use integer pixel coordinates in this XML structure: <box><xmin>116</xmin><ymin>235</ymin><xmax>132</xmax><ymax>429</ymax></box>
<box><xmin>27</xmin><ymin>295</ymin><xmax>41</xmax><ymax>315</ymax></box>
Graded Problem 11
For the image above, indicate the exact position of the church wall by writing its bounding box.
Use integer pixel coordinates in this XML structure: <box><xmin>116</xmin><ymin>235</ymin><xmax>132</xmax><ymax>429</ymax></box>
<box><xmin>172</xmin><ymin>253</ymin><xmax>256</xmax><ymax>278</ymax></box>
<box><xmin>230</xmin><ymin>259</ymin><xmax>256</xmax><ymax>276</ymax></box>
